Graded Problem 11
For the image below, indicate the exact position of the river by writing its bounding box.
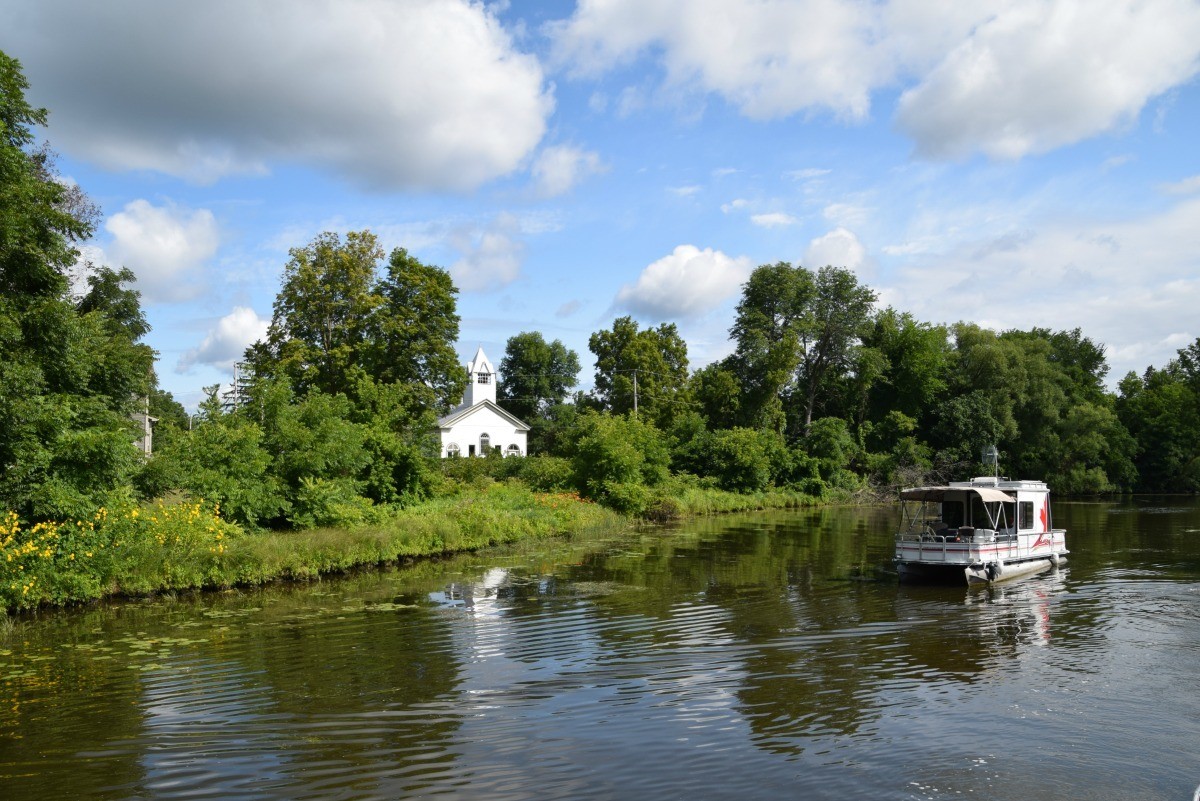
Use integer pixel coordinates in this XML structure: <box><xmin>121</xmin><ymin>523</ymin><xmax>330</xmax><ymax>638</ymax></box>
<box><xmin>1</xmin><ymin>497</ymin><xmax>1197</xmax><ymax>800</ymax></box>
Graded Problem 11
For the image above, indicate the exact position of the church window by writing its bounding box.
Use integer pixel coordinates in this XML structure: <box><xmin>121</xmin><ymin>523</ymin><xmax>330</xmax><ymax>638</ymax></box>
<box><xmin>446</xmin><ymin>443</ymin><xmax>460</xmax><ymax>457</ymax></box>
<box><xmin>480</xmin><ymin>433</ymin><xmax>490</xmax><ymax>452</ymax></box>
<box><xmin>477</xmin><ymin>372</ymin><xmax>490</xmax><ymax>384</ymax></box>
<box><xmin>506</xmin><ymin>444</ymin><xmax>521</xmax><ymax>457</ymax></box>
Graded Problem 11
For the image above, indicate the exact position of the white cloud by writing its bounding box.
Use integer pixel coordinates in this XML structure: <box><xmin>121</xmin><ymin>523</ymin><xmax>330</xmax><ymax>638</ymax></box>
<box><xmin>449</xmin><ymin>214</ymin><xmax>526</xmax><ymax>292</ymax></box>
<box><xmin>896</xmin><ymin>0</ymin><xmax>1200</xmax><ymax>160</ymax></box>
<box><xmin>10</xmin><ymin>0</ymin><xmax>552</xmax><ymax>190</ymax></box>
<box><xmin>531</xmin><ymin>144</ymin><xmax>606</xmax><ymax>197</ymax></box>
<box><xmin>549</xmin><ymin>0</ymin><xmax>1200</xmax><ymax>159</ymax></box>
<box><xmin>615</xmin><ymin>244</ymin><xmax>752</xmax><ymax>319</ymax></box>
<box><xmin>721</xmin><ymin>198</ymin><xmax>749</xmax><ymax>213</ymax></box>
<box><xmin>549</xmin><ymin>0</ymin><xmax>888</xmax><ymax>120</ymax></box>
<box><xmin>751</xmin><ymin>212</ymin><xmax>797</xmax><ymax>228</ymax></box>
<box><xmin>804</xmin><ymin>227</ymin><xmax>868</xmax><ymax>273</ymax></box>
<box><xmin>178</xmin><ymin>306</ymin><xmax>269</xmax><ymax>374</ymax></box>
<box><xmin>823</xmin><ymin>203</ymin><xmax>870</xmax><ymax>228</ymax></box>
<box><xmin>1161</xmin><ymin>174</ymin><xmax>1200</xmax><ymax>195</ymax></box>
<box><xmin>879</xmin><ymin>196</ymin><xmax>1200</xmax><ymax>382</ymax></box>
<box><xmin>105</xmin><ymin>200</ymin><xmax>219</xmax><ymax>302</ymax></box>
<box><xmin>787</xmin><ymin>168</ymin><xmax>832</xmax><ymax>180</ymax></box>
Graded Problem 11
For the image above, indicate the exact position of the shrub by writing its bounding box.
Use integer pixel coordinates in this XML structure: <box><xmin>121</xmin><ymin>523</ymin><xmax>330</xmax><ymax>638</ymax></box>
<box><xmin>517</xmin><ymin>456</ymin><xmax>574</xmax><ymax>491</ymax></box>
<box><xmin>288</xmin><ymin>477</ymin><xmax>378</xmax><ymax>529</ymax></box>
<box><xmin>569</xmin><ymin>411</ymin><xmax>670</xmax><ymax>507</ymax></box>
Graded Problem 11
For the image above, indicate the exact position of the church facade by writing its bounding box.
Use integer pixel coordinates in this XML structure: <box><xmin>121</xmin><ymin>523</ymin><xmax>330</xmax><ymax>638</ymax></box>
<box><xmin>438</xmin><ymin>347</ymin><xmax>530</xmax><ymax>458</ymax></box>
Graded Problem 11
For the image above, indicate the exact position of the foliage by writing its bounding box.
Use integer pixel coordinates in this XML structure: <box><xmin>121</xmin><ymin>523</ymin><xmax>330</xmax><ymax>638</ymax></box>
<box><xmin>0</xmin><ymin>53</ymin><xmax>153</xmax><ymax>522</ymax></box>
<box><xmin>1116</xmin><ymin>339</ymin><xmax>1200</xmax><ymax>492</ymax></box>
<box><xmin>247</xmin><ymin>232</ymin><xmax>465</xmax><ymax>412</ymax></box>
<box><xmin>589</xmin><ymin>316</ymin><xmax>690</xmax><ymax>430</ymax></box>
<box><xmin>567</xmin><ymin>411</ymin><xmax>670</xmax><ymax>509</ymax></box>
<box><xmin>0</xmin><ymin>496</ymin><xmax>240</xmax><ymax>610</ymax></box>
<box><xmin>152</xmin><ymin>388</ymin><xmax>286</xmax><ymax>527</ymax></box>
<box><xmin>367</xmin><ymin>247</ymin><xmax>466</xmax><ymax>412</ymax></box>
<box><xmin>498</xmin><ymin>331</ymin><xmax>581</xmax><ymax>421</ymax></box>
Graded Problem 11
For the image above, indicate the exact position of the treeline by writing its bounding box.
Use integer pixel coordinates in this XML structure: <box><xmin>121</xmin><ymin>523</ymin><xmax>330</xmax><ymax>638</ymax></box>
<box><xmin>3</xmin><ymin>50</ymin><xmax>1199</xmax><ymax>538</ymax></box>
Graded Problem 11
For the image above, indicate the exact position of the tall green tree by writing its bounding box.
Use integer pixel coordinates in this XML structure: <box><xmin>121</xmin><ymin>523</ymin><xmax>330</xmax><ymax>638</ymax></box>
<box><xmin>0</xmin><ymin>52</ymin><xmax>152</xmax><ymax>520</ymax></box>
<box><xmin>1117</xmin><ymin>337</ymin><xmax>1200</xmax><ymax>492</ymax></box>
<box><xmin>589</xmin><ymin>316</ymin><xmax>690</xmax><ymax>430</ymax></box>
<box><xmin>497</xmin><ymin>331</ymin><xmax>580</xmax><ymax>422</ymax></box>
<box><xmin>791</xmin><ymin>266</ymin><xmax>877</xmax><ymax>435</ymax></box>
<box><xmin>254</xmin><ymin>230</ymin><xmax>382</xmax><ymax>397</ymax></box>
<box><xmin>861</xmin><ymin>308</ymin><xmax>951</xmax><ymax>426</ymax></box>
<box><xmin>728</xmin><ymin>262</ymin><xmax>812</xmax><ymax>431</ymax></box>
<box><xmin>249</xmin><ymin>234</ymin><xmax>465</xmax><ymax>413</ymax></box>
<box><xmin>367</xmin><ymin>247</ymin><xmax>465</xmax><ymax>412</ymax></box>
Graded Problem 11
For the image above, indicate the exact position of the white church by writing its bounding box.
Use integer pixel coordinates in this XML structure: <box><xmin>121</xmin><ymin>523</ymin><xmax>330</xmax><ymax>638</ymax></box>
<box><xmin>438</xmin><ymin>346</ymin><xmax>530</xmax><ymax>458</ymax></box>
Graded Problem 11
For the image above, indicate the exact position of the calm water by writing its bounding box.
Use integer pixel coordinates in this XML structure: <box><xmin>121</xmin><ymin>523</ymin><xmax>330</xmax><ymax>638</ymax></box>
<box><xmin>1</xmin><ymin>498</ymin><xmax>1198</xmax><ymax>800</ymax></box>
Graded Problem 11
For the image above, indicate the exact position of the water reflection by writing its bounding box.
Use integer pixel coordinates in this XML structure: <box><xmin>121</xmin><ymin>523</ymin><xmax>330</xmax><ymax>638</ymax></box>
<box><xmin>1</xmin><ymin>499</ymin><xmax>1198</xmax><ymax>799</ymax></box>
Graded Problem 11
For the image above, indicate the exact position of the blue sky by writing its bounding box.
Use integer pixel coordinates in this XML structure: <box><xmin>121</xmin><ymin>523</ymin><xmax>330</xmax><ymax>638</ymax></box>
<box><xmin>4</xmin><ymin>0</ymin><xmax>1199</xmax><ymax>411</ymax></box>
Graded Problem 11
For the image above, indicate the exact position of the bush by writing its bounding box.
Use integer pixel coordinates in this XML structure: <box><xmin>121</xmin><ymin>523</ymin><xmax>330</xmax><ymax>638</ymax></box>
<box><xmin>287</xmin><ymin>477</ymin><xmax>378</xmax><ymax>529</ymax></box>
<box><xmin>706</xmin><ymin>427</ymin><xmax>772</xmax><ymax>492</ymax></box>
<box><xmin>517</xmin><ymin>456</ymin><xmax>574</xmax><ymax>491</ymax></box>
<box><xmin>568</xmin><ymin>411</ymin><xmax>670</xmax><ymax>507</ymax></box>
<box><xmin>598</xmin><ymin>480</ymin><xmax>653</xmax><ymax>515</ymax></box>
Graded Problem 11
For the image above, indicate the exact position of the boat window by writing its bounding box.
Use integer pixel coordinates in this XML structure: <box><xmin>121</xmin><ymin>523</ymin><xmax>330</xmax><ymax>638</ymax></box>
<box><xmin>941</xmin><ymin>500</ymin><xmax>965</xmax><ymax>528</ymax></box>
<box><xmin>1018</xmin><ymin>501</ymin><xmax>1034</xmax><ymax>530</ymax></box>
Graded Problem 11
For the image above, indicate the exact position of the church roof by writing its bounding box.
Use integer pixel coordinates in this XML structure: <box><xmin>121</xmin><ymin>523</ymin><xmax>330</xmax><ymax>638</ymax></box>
<box><xmin>467</xmin><ymin>345</ymin><xmax>494</xmax><ymax>374</ymax></box>
<box><xmin>437</xmin><ymin>398</ymin><xmax>530</xmax><ymax>431</ymax></box>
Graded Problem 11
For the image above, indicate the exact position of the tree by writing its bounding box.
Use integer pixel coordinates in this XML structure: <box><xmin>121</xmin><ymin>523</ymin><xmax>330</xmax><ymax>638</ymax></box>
<box><xmin>728</xmin><ymin>262</ymin><xmax>812</xmax><ymax>431</ymax></box>
<box><xmin>248</xmin><ymin>235</ymin><xmax>466</xmax><ymax>413</ymax></box>
<box><xmin>589</xmin><ymin>316</ymin><xmax>690</xmax><ymax>430</ymax></box>
<box><xmin>1116</xmin><ymin>338</ymin><xmax>1200</xmax><ymax>492</ymax></box>
<box><xmin>0</xmin><ymin>52</ymin><xmax>152</xmax><ymax>520</ymax></box>
<box><xmin>861</xmin><ymin>308</ymin><xmax>951</xmax><ymax>425</ymax></box>
<box><xmin>498</xmin><ymin>331</ymin><xmax>580</xmax><ymax>422</ymax></box>
<box><xmin>792</xmin><ymin>266</ymin><xmax>877</xmax><ymax>435</ymax></box>
<box><xmin>690</xmin><ymin>360</ymin><xmax>742</xmax><ymax>428</ymax></box>
<box><xmin>367</xmin><ymin>247</ymin><xmax>465</xmax><ymax>412</ymax></box>
<box><xmin>253</xmin><ymin>230</ymin><xmax>382</xmax><ymax>397</ymax></box>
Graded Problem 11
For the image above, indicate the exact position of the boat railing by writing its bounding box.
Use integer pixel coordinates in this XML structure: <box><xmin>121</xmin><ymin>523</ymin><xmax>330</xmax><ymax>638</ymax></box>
<box><xmin>896</xmin><ymin>527</ymin><xmax>1067</xmax><ymax>563</ymax></box>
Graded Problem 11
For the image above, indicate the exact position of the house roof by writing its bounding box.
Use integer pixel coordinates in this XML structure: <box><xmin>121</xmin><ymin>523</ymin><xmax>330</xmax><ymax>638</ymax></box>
<box><xmin>437</xmin><ymin>398</ymin><xmax>530</xmax><ymax>431</ymax></box>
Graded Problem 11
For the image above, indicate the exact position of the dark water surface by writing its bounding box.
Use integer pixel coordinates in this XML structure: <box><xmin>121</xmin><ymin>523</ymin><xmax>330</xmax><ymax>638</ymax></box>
<box><xmin>2</xmin><ymin>498</ymin><xmax>1198</xmax><ymax>800</ymax></box>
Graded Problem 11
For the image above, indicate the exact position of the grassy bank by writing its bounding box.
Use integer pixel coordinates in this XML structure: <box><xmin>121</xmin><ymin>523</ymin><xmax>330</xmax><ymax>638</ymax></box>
<box><xmin>1</xmin><ymin>480</ymin><xmax>829</xmax><ymax>613</ymax></box>
<box><xmin>0</xmin><ymin>483</ymin><xmax>621</xmax><ymax>612</ymax></box>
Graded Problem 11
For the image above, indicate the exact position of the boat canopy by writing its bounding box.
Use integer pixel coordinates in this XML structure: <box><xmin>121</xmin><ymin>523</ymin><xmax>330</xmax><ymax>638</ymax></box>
<box><xmin>899</xmin><ymin>486</ymin><xmax>1014</xmax><ymax>504</ymax></box>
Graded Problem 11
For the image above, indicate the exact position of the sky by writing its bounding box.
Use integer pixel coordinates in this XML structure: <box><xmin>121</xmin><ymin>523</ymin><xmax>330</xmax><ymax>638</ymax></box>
<box><xmin>3</xmin><ymin>0</ymin><xmax>1199</xmax><ymax>411</ymax></box>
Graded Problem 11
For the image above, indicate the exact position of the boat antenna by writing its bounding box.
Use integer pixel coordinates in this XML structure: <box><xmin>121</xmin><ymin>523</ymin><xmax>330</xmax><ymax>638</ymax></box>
<box><xmin>982</xmin><ymin>444</ymin><xmax>999</xmax><ymax>481</ymax></box>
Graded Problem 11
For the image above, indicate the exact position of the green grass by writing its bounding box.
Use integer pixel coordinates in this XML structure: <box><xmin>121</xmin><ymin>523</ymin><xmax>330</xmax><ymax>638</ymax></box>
<box><xmin>1</xmin><ymin>483</ymin><xmax>621</xmax><ymax>612</ymax></box>
<box><xmin>1</xmin><ymin>476</ymin><xmax>841</xmax><ymax>613</ymax></box>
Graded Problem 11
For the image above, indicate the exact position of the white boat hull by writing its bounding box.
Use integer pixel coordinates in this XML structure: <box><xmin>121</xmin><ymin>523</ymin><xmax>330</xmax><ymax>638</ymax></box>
<box><xmin>895</xmin><ymin>532</ymin><xmax>1068</xmax><ymax>586</ymax></box>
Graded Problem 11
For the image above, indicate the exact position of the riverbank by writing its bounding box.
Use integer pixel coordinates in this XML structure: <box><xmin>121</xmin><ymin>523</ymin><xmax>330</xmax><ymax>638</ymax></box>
<box><xmin>1</xmin><ymin>480</ymin><xmax>826</xmax><ymax>613</ymax></box>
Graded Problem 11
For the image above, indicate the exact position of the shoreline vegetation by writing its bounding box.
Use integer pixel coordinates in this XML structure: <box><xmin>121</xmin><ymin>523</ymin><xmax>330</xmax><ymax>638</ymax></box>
<box><xmin>1</xmin><ymin>480</ymin><xmax>828</xmax><ymax>614</ymax></box>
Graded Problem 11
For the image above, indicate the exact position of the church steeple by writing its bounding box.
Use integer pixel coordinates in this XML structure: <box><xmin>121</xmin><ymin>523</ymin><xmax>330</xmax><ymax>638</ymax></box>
<box><xmin>463</xmin><ymin>346</ymin><xmax>496</xmax><ymax>406</ymax></box>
